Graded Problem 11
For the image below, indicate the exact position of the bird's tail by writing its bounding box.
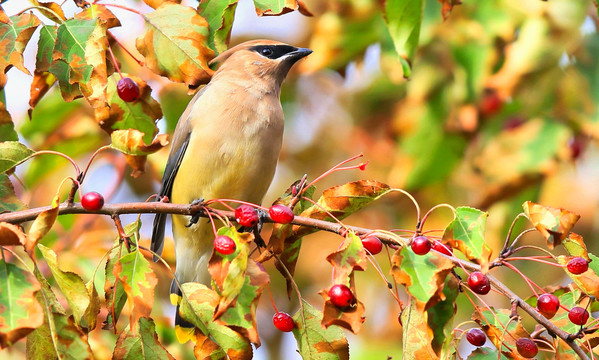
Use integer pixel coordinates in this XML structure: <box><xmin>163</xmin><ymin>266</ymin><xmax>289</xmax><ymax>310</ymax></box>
<box><xmin>170</xmin><ymin>279</ymin><xmax>195</xmax><ymax>343</ymax></box>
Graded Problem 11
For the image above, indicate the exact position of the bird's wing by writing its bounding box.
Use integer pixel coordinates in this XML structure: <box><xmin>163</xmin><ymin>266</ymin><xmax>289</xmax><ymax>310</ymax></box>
<box><xmin>151</xmin><ymin>86</ymin><xmax>207</xmax><ymax>262</ymax></box>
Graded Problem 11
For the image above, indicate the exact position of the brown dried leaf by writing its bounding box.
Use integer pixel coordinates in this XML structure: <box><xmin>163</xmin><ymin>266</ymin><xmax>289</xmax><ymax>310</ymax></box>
<box><xmin>0</xmin><ymin>222</ymin><xmax>26</xmax><ymax>246</ymax></box>
<box><xmin>254</xmin><ymin>0</ymin><xmax>313</xmax><ymax>16</ymax></box>
<box><xmin>523</xmin><ymin>201</ymin><xmax>580</xmax><ymax>249</ymax></box>
<box><xmin>320</xmin><ymin>280</ymin><xmax>365</xmax><ymax>334</ymax></box>
<box><xmin>75</xmin><ymin>4</ymin><xmax>121</xmax><ymax>29</ymax></box>
<box><xmin>27</xmin><ymin>195</ymin><xmax>59</xmax><ymax>254</ymax></box>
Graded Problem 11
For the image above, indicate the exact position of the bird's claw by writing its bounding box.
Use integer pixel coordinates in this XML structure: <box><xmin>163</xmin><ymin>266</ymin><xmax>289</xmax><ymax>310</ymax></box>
<box><xmin>186</xmin><ymin>198</ymin><xmax>204</xmax><ymax>227</ymax></box>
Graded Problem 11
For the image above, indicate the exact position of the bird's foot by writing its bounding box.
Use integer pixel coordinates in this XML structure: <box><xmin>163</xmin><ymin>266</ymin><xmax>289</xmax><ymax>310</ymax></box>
<box><xmin>186</xmin><ymin>198</ymin><xmax>205</xmax><ymax>227</ymax></box>
<box><xmin>238</xmin><ymin>209</ymin><xmax>267</xmax><ymax>247</ymax></box>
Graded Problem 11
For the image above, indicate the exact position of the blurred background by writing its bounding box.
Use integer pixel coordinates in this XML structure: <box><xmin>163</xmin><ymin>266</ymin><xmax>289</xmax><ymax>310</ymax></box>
<box><xmin>3</xmin><ymin>0</ymin><xmax>599</xmax><ymax>358</ymax></box>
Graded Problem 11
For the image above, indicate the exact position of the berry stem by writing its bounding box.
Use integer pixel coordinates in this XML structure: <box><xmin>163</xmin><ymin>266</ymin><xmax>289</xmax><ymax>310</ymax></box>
<box><xmin>500</xmin><ymin>213</ymin><xmax>527</xmax><ymax>255</ymax></box>
<box><xmin>388</xmin><ymin>188</ymin><xmax>421</xmax><ymax>228</ymax></box>
<box><xmin>304</xmin><ymin>153</ymin><xmax>364</xmax><ymax>191</ymax></box>
<box><xmin>101</xmin><ymin>3</ymin><xmax>145</xmax><ymax>17</ymax></box>
<box><xmin>202</xmin><ymin>206</ymin><xmax>219</xmax><ymax>237</ymax></box>
<box><xmin>502</xmin><ymin>257</ymin><xmax>562</xmax><ymax>268</ymax></box>
<box><xmin>204</xmin><ymin>198</ymin><xmax>267</xmax><ymax>211</ymax></box>
<box><xmin>502</xmin><ymin>261</ymin><xmax>543</xmax><ymax>296</ymax></box>
<box><xmin>301</xmin><ymin>196</ymin><xmax>348</xmax><ymax>230</ymax></box>
<box><xmin>418</xmin><ymin>203</ymin><xmax>456</xmax><ymax>233</ymax></box>
<box><xmin>365</xmin><ymin>255</ymin><xmax>403</xmax><ymax>308</ymax></box>
<box><xmin>107</xmin><ymin>31</ymin><xmax>144</xmax><ymax>67</ymax></box>
<box><xmin>106</xmin><ymin>43</ymin><xmax>123</xmax><ymax>79</ymax></box>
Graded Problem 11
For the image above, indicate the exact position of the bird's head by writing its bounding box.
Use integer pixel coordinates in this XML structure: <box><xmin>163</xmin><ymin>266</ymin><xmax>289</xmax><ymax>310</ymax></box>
<box><xmin>209</xmin><ymin>39</ymin><xmax>312</xmax><ymax>88</ymax></box>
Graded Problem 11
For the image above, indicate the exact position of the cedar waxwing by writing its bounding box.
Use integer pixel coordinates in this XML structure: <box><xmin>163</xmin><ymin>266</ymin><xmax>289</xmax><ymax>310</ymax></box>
<box><xmin>151</xmin><ymin>40</ymin><xmax>312</xmax><ymax>342</ymax></box>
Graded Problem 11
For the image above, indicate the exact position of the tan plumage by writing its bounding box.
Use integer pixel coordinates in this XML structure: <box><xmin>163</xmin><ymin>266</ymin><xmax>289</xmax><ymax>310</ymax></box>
<box><xmin>151</xmin><ymin>40</ymin><xmax>311</xmax><ymax>342</ymax></box>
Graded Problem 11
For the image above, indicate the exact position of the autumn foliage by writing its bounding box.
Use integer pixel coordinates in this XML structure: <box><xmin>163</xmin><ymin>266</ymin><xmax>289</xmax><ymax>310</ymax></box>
<box><xmin>1</xmin><ymin>0</ymin><xmax>599</xmax><ymax>359</ymax></box>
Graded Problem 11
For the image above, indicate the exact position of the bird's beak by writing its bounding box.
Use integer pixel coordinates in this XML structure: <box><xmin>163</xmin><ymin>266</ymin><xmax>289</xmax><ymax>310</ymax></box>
<box><xmin>284</xmin><ymin>47</ymin><xmax>313</xmax><ymax>63</ymax></box>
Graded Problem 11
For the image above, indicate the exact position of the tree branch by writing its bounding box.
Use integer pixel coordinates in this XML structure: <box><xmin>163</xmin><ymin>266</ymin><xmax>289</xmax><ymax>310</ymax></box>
<box><xmin>0</xmin><ymin>201</ymin><xmax>589</xmax><ymax>358</ymax></box>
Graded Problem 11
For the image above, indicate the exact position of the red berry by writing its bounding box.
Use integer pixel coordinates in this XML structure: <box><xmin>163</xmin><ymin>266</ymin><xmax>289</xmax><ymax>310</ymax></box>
<box><xmin>362</xmin><ymin>235</ymin><xmax>383</xmax><ymax>255</ymax></box>
<box><xmin>269</xmin><ymin>204</ymin><xmax>294</xmax><ymax>224</ymax></box>
<box><xmin>81</xmin><ymin>191</ymin><xmax>104</xmax><ymax>211</ymax></box>
<box><xmin>328</xmin><ymin>284</ymin><xmax>355</xmax><ymax>308</ymax></box>
<box><xmin>431</xmin><ymin>240</ymin><xmax>453</xmax><ymax>256</ymax></box>
<box><xmin>465</xmin><ymin>328</ymin><xmax>486</xmax><ymax>347</ymax></box>
<box><xmin>467</xmin><ymin>271</ymin><xmax>491</xmax><ymax>295</ymax></box>
<box><xmin>479</xmin><ymin>89</ymin><xmax>503</xmax><ymax>117</ymax></box>
<box><xmin>214</xmin><ymin>235</ymin><xmax>236</xmax><ymax>255</ymax></box>
<box><xmin>568</xmin><ymin>136</ymin><xmax>586</xmax><ymax>160</ymax></box>
<box><xmin>568</xmin><ymin>306</ymin><xmax>590</xmax><ymax>325</ymax></box>
<box><xmin>117</xmin><ymin>77</ymin><xmax>140</xmax><ymax>102</ymax></box>
<box><xmin>411</xmin><ymin>235</ymin><xmax>431</xmax><ymax>255</ymax></box>
<box><xmin>537</xmin><ymin>293</ymin><xmax>559</xmax><ymax>319</ymax></box>
<box><xmin>272</xmin><ymin>312</ymin><xmax>295</xmax><ymax>332</ymax></box>
<box><xmin>567</xmin><ymin>257</ymin><xmax>589</xmax><ymax>275</ymax></box>
<box><xmin>515</xmin><ymin>338</ymin><xmax>538</xmax><ymax>358</ymax></box>
<box><xmin>503</xmin><ymin>116</ymin><xmax>525</xmax><ymax>131</ymax></box>
<box><xmin>235</xmin><ymin>205</ymin><xmax>259</xmax><ymax>227</ymax></box>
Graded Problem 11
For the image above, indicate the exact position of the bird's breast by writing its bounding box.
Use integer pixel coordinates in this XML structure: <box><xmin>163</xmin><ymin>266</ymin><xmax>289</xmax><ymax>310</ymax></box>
<box><xmin>171</xmin><ymin>87</ymin><xmax>284</xmax><ymax>207</ymax></box>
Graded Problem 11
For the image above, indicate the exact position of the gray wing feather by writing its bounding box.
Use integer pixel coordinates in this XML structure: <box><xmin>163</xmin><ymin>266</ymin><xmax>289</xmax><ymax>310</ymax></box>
<box><xmin>151</xmin><ymin>132</ymin><xmax>190</xmax><ymax>262</ymax></box>
<box><xmin>150</xmin><ymin>86</ymin><xmax>208</xmax><ymax>262</ymax></box>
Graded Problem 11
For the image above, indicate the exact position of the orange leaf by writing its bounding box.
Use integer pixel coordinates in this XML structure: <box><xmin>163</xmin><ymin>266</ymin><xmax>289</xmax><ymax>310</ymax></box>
<box><xmin>0</xmin><ymin>222</ymin><xmax>26</xmax><ymax>246</ymax></box>
<box><xmin>27</xmin><ymin>195</ymin><xmax>59</xmax><ymax>255</ymax></box>
<box><xmin>523</xmin><ymin>201</ymin><xmax>580</xmax><ymax>249</ymax></box>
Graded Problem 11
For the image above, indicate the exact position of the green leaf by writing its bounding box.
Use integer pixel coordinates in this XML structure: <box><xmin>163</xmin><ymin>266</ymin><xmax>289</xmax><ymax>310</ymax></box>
<box><xmin>38</xmin><ymin>244</ymin><xmax>93</xmax><ymax>329</ymax></box>
<box><xmin>26</xmin><ymin>312</ymin><xmax>94</xmax><ymax>360</ymax></box>
<box><xmin>0</xmin><ymin>89</ymin><xmax>16</xmax><ymax>142</ymax></box>
<box><xmin>102</xmin><ymin>73</ymin><xmax>163</xmax><ymax>144</ymax></box>
<box><xmin>158</xmin><ymin>83</ymin><xmax>191</xmax><ymax>134</ymax></box>
<box><xmin>427</xmin><ymin>275</ymin><xmax>458</xmax><ymax>353</ymax></box>
<box><xmin>442</xmin><ymin>207</ymin><xmax>492</xmax><ymax>271</ymax></box>
<box><xmin>115</xmin><ymin>249</ymin><xmax>158</xmax><ymax>333</ymax></box>
<box><xmin>473</xmin><ymin>308</ymin><xmax>530</xmax><ymax>358</ymax></box>
<box><xmin>0</xmin><ymin>13</ymin><xmax>41</xmax><ymax>87</ymax></box>
<box><xmin>467</xmin><ymin>347</ymin><xmax>510</xmax><ymax>359</ymax></box>
<box><xmin>103</xmin><ymin>241</ymin><xmax>127</xmax><ymax>330</ymax></box>
<box><xmin>49</xmin><ymin>18</ymin><xmax>109</xmax><ymax>108</ymax></box>
<box><xmin>35</xmin><ymin>25</ymin><xmax>57</xmax><ymax>73</ymax></box>
<box><xmin>292</xmin><ymin>300</ymin><xmax>349</xmax><ymax>360</ymax></box>
<box><xmin>136</xmin><ymin>3</ymin><xmax>214</xmax><ymax>88</ymax></box>
<box><xmin>550</xmin><ymin>289</ymin><xmax>589</xmax><ymax>335</ymax></box>
<box><xmin>112</xmin><ymin>317</ymin><xmax>175</xmax><ymax>360</ymax></box>
<box><xmin>400</xmin><ymin>93</ymin><xmax>466</xmax><ymax>189</ymax></box>
<box><xmin>198</xmin><ymin>0</ymin><xmax>238</xmax><ymax>53</ymax></box>
<box><xmin>0</xmin><ymin>173</ymin><xmax>25</xmax><ymax>212</ymax></box>
<box><xmin>391</xmin><ymin>246</ymin><xmax>454</xmax><ymax>308</ymax></box>
<box><xmin>30</xmin><ymin>25</ymin><xmax>58</xmax><ymax>109</ymax></box>
<box><xmin>0</xmin><ymin>259</ymin><xmax>44</xmax><ymax>348</ymax></box>
<box><xmin>179</xmin><ymin>283</ymin><xmax>252</xmax><ymax>358</ymax></box>
<box><xmin>0</xmin><ymin>141</ymin><xmax>34</xmax><ymax>174</ymax></box>
<box><xmin>383</xmin><ymin>0</ymin><xmax>424</xmax><ymax>78</ymax></box>
<box><xmin>218</xmin><ymin>260</ymin><xmax>269</xmax><ymax>345</ymax></box>
<box><xmin>33</xmin><ymin>265</ymin><xmax>65</xmax><ymax>314</ymax></box>
<box><xmin>562</xmin><ymin>233</ymin><xmax>589</xmax><ymax>259</ymax></box>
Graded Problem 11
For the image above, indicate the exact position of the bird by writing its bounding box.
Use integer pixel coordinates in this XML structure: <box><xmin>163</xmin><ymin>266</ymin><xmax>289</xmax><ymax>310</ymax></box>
<box><xmin>151</xmin><ymin>39</ymin><xmax>312</xmax><ymax>343</ymax></box>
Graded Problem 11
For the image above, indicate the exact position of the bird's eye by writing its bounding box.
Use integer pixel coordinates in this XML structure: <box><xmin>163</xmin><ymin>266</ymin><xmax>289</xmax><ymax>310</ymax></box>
<box><xmin>260</xmin><ymin>47</ymin><xmax>274</xmax><ymax>57</ymax></box>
